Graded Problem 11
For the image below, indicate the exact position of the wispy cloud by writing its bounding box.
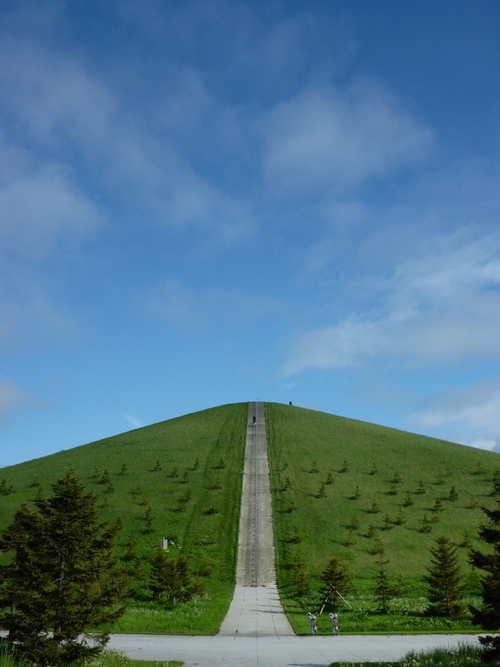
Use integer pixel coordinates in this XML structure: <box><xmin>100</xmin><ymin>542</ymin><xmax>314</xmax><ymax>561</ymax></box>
<box><xmin>122</xmin><ymin>413</ymin><xmax>143</xmax><ymax>430</ymax></box>
<box><xmin>0</xmin><ymin>377</ymin><xmax>43</xmax><ymax>425</ymax></box>
<box><xmin>406</xmin><ymin>382</ymin><xmax>500</xmax><ymax>452</ymax></box>
<box><xmin>261</xmin><ymin>80</ymin><xmax>434</xmax><ymax>197</ymax></box>
<box><xmin>283</xmin><ymin>231</ymin><xmax>500</xmax><ymax>374</ymax></box>
<box><xmin>144</xmin><ymin>278</ymin><xmax>287</xmax><ymax>331</ymax></box>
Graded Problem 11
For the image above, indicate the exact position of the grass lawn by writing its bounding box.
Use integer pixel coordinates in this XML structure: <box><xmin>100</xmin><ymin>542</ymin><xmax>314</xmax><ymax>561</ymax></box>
<box><xmin>1</xmin><ymin>401</ymin><xmax>499</xmax><ymax>635</ymax></box>
<box><xmin>266</xmin><ymin>402</ymin><xmax>500</xmax><ymax>634</ymax></box>
<box><xmin>0</xmin><ymin>402</ymin><xmax>247</xmax><ymax>634</ymax></box>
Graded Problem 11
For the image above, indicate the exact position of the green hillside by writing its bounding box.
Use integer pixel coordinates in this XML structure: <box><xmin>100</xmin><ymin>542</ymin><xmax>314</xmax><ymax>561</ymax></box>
<box><xmin>266</xmin><ymin>402</ymin><xmax>500</xmax><ymax>633</ymax></box>
<box><xmin>0</xmin><ymin>402</ymin><xmax>248</xmax><ymax>634</ymax></box>
<box><xmin>1</xmin><ymin>401</ymin><xmax>499</xmax><ymax>635</ymax></box>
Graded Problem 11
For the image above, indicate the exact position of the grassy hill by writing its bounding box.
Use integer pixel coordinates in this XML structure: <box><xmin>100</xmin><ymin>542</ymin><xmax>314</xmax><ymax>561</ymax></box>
<box><xmin>266</xmin><ymin>402</ymin><xmax>500</xmax><ymax>633</ymax></box>
<box><xmin>1</xmin><ymin>401</ymin><xmax>499</xmax><ymax>635</ymax></box>
<box><xmin>0</xmin><ymin>402</ymin><xmax>248</xmax><ymax>634</ymax></box>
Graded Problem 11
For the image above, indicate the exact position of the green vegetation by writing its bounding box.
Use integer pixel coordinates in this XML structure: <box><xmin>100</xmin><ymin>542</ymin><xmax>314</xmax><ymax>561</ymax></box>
<box><xmin>0</xmin><ymin>403</ymin><xmax>247</xmax><ymax>635</ymax></box>
<box><xmin>0</xmin><ymin>470</ymin><xmax>128</xmax><ymax>666</ymax></box>
<box><xmin>0</xmin><ymin>648</ymin><xmax>183</xmax><ymax>667</ymax></box>
<box><xmin>330</xmin><ymin>642</ymin><xmax>490</xmax><ymax>666</ymax></box>
<box><xmin>1</xmin><ymin>400</ymin><xmax>499</xmax><ymax>637</ymax></box>
<box><xmin>266</xmin><ymin>402</ymin><xmax>500</xmax><ymax>634</ymax></box>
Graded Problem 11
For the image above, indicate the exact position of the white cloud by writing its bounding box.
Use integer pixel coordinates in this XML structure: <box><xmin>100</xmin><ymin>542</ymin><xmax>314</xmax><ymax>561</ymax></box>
<box><xmin>0</xmin><ymin>377</ymin><xmax>42</xmax><ymax>425</ymax></box>
<box><xmin>122</xmin><ymin>413</ymin><xmax>143</xmax><ymax>430</ymax></box>
<box><xmin>283</xmin><ymin>231</ymin><xmax>500</xmax><ymax>375</ymax></box>
<box><xmin>406</xmin><ymin>383</ymin><xmax>500</xmax><ymax>452</ymax></box>
<box><xmin>261</xmin><ymin>80</ymin><xmax>434</xmax><ymax>196</ymax></box>
<box><xmin>0</xmin><ymin>162</ymin><xmax>105</xmax><ymax>262</ymax></box>
<box><xmin>144</xmin><ymin>278</ymin><xmax>286</xmax><ymax>331</ymax></box>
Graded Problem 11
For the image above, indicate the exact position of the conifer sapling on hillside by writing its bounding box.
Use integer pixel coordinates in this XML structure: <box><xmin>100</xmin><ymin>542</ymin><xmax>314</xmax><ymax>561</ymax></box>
<box><xmin>424</xmin><ymin>535</ymin><xmax>466</xmax><ymax>617</ymax></box>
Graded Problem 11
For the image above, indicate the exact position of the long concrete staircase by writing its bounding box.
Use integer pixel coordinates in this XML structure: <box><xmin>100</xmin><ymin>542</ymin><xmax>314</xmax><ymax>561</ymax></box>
<box><xmin>218</xmin><ymin>402</ymin><xmax>294</xmax><ymax>636</ymax></box>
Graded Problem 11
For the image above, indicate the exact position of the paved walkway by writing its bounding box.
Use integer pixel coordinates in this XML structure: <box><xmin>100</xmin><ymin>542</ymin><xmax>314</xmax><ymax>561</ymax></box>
<box><xmin>219</xmin><ymin>402</ymin><xmax>293</xmax><ymax>637</ymax></box>
<box><xmin>108</xmin><ymin>632</ymin><xmax>481</xmax><ymax>666</ymax></box>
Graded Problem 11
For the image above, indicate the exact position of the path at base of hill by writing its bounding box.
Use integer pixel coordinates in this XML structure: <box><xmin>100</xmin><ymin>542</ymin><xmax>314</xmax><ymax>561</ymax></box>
<box><xmin>108</xmin><ymin>632</ymin><xmax>481</xmax><ymax>666</ymax></box>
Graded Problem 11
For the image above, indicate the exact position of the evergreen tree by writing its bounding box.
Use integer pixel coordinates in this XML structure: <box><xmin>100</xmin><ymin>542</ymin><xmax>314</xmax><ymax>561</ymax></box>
<box><xmin>292</xmin><ymin>549</ymin><xmax>310</xmax><ymax>597</ymax></box>
<box><xmin>0</xmin><ymin>470</ymin><xmax>128</xmax><ymax>666</ymax></box>
<box><xmin>373</xmin><ymin>557</ymin><xmax>395</xmax><ymax>614</ymax></box>
<box><xmin>469</xmin><ymin>498</ymin><xmax>500</xmax><ymax>629</ymax></box>
<box><xmin>424</xmin><ymin>535</ymin><xmax>466</xmax><ymax>617</ymax></box>
<box><xmin>318</xmin><ymin>555</ymin><xmax>351</xmax><ymax>612</ymax></box>
<box><xmin>149</xmin><ymin>551</ymin><xmax>201</xmax><ymax>606</ymax></box>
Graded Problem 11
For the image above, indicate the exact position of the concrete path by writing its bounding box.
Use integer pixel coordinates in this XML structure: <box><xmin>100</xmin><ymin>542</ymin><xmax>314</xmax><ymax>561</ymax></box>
<box><xmin>219</xmin><ymin>402</ymin><xmax>293</xmax><ymax>637</ymax></box>
<box><xmin>108</xmin><ymin>632</ymin><xmax>481</xmax><ymax>666</ymax></box>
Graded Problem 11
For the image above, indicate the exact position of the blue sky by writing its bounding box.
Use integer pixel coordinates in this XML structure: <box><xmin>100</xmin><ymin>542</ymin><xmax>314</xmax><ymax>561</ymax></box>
<box><xmin>2</xmin><ymin>0</ymin><xmax>500</xmax><ymax>467</ymax></box>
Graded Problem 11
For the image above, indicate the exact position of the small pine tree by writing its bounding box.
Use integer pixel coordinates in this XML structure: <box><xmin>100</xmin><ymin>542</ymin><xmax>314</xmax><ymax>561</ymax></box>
<box><xmin>351</xmin><ymin>486</ymin><xmax>361</xmax><ymax>500</ymax></box>
<box><xmin>424</xmin><ymin>535</ymin><xmax>466</xmax><ymax>616</ymax></box>
<box><xmin>469</xmin><ymin>498</ymin><xmax>500</xmax><ymax>629</ymax></box>
<box><xmin>344</xmin><ymin>529</ymin><xmax>357</xmax><ymax>546</ymax></box>
<box><xmin>317</xmin><ymin>483</ymin><xmax>326</xmax><ymax>498</ymax></box>
<box><xmin>310</xmin><ymin>461</ymin><xmax>319</xmax><ymax>473</ymax></box>
<box><xmin>292</xmin><ymin>549</ymin><xmax>310</xmax><ymax>597</ymax></box>
<box><xmin>402</xmin><ymin>490</ymin><xmax>413</xmax><ymax>507</ymax></box>
<box><xmin>318</xmin><ymin>555</ymin><xmax>352</xmax><ymax>612</ymax></box>
<box><xmin>432</xmin><ymin>499</ymin><xmax>444</xmax><ymax>514</ymax></box>
<box><xmin>449</xmin><ymin>486</ymin><xmax>458</xmax><ymax>501</ymax></box>
<box><xmin>145</xmin><ymin>506</ymin><xmax>154</xmax><ymax>533</ymax></box>
<box><xmin>394</xmin><ymin>508</ymin><xmax>406</xmax><ymax>525</ymax></box>
<box><xmin>153</xmin><ymin>461</ymin><xmax>162</xmax><ymax>472</ymax></box>
<box><xmin>325</xmin><ymin>472</ymin><xmax>335</xmax><ymax>485</ymax></box>
<box><xmin>459</xmin><ymin>529</ymin><xmax>473</xmax><ymax>549</ymax></box>
<box><xmin>347</xmin><ymin>516</ymin><xmax>360</xmax><ymax>530</ymax></box>
<box><xmin>415</xmin><ymin>479</ymin><xmax>426</xmax><ymax>494</ymax></box>
<box><xmin>287</xmin><ymin>499</ymin><xmax>297</xmax><ymax>513</ymax></box>
<box><xmin>391</xmin><ymin>471</ymin><xmax>401</xmax><ymax>484</ymax></box>
<box><xmin>419</xmin><ymin>514</ymin><xmax>432</xmax><ymax>533</ymax></box>
<box><xmin>369</xmin><ymin>463</ymin><xmax>378</xmax><ymax>475</ymax></box>
<box><xmin>373</xmin><ymin>558</ymin><xmax>395</xmax><ymax>614</ymax></box>
<box><xmin>369</xmin><ymin>498</ymin><xmax>381</xmax><ymax>514</ymax></box>
<box><xmin>149</xmin><ymin>551</ymin><xmax>201</xmax><ymax>606</ymax></box>
<box><xmin>339</xmin><ymin>459</ymin><xmax>349</xmax><ymax>473</ymax></box>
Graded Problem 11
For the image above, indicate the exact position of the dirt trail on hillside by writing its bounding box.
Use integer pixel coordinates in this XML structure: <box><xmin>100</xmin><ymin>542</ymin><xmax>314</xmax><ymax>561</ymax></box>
<box><xmin>218</xmin><ymin>402</ymin><xmax>294</xmax><ymax>636</ymax></box>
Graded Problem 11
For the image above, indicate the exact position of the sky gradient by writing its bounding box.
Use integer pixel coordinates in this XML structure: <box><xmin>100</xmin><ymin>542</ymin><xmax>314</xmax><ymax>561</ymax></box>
<box><xmin>2</xmin><ymin>0</ymin><xmax>500</xmax><ymax>467</ymax></box>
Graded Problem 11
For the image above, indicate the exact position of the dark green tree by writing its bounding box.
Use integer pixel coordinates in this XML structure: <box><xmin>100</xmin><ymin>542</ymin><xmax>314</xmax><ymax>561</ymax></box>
<box><xmin>373</xmin><ymin>557</ymin><xmax>395</xmax><ymax>614</ymax></box>
<box><xmin>149</xmin><ymin>551</ymin><xmax>201</xmax><ymax>606</ymax></box>
<box><xmin>318</xmin><ymin>555</ymin><xmax>352</xmax><ymax>612</ymax></box>
<box><xmin>469</xmin><ymin>498</ymin><xmax>500</xmax><ymax>629</ymax></box>
<box><xmin>292</xmin><ymin>549</ymin><xmax>310</xmax><ymax>597</ymax></box>
<box><xmin>0</xmin><ymin>469</ymin><xmax>128</xmax><ymax>666</ymax></box>
<box><xmin>424</xmin><ymin>535</ymin><xmax>466</xmax><ymax>617</ymax></box>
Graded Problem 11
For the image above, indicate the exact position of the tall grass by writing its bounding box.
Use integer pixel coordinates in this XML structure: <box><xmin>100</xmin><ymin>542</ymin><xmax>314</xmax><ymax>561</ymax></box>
<box><xmin>88</xmin><ymin>650</ymin><xmax>182</xmax><ymax>667</ymax></box>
